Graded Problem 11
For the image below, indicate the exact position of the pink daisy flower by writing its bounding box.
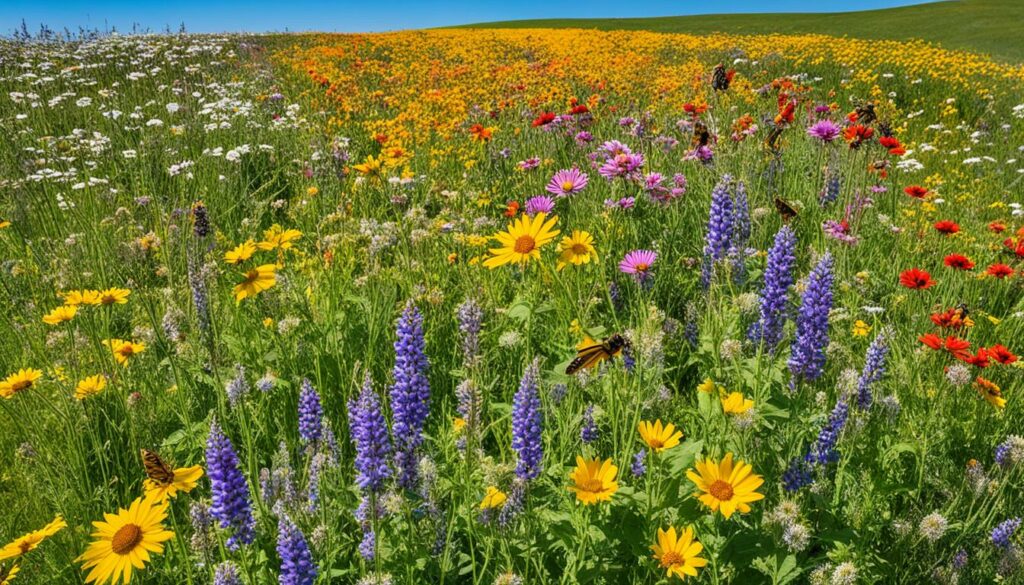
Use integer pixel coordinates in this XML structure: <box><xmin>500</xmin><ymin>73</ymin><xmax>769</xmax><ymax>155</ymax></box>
<box><xmin>546</xmin><ymin>168</ymin><xmax>588</xmax><ymax>197</ymax></box>
<box><xmin>620</xmin><ymin>249</ymin><xmax>657</xmax><ymax>278</ymax></box>
<box><xmin>524</xmin><ymin>195</ymin><xmax>556</xmax><ymax>215</ymax></box>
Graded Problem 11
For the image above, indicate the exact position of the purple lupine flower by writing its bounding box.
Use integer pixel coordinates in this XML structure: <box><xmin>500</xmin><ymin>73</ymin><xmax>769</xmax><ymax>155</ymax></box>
<box><xmin>631</xmin><ymin>449</ymin><xmax>647</xmax><ymax>477</ymax></box>
<box><xmin>856</xmin><ymin>328</ymin><xmax>891</xmax><ymax>409</ymax></box>
<box><xmin>580</xmin><ymin>405</ymin><xmax>598</xmax><ymax>444</ymax></box>
<box><xmin>297</xmin><ymin>378</ymin><xmax>323</xmax><ymax>445</ymax></box>
<box><xmin>684</xmin><ymin>302</ymin><xmax>699</xmax><ymax>348</ymax></box>
<box><xmin>511</xmin><ymin>359</ymin><xmax>543</xmax><ymax>481</ymax></box>
<box><xmin>701</xmin><ymin>176</ymin><xmax>735</xmax><ymax>288</ymax></box>
<box><xmin>206</xmin><ymin>421</ymin><xmax>256</xmax><ymax>549</ymax></box>
<box><xmin>546</xmin><ymin>168</ymin><xmax>588</xmax><ymax>196</ymax></box>
<box><xmin>189</xmin><ymin>501</ymin><xmax>215</xmax><ymax>556</ymax></box>
<box><xmin>952</xmin><ymin>550</ymin><xmax>968</xmax><ymax>570</ymax></box>
<box><xmin>390</xmin><ymin>302</ymin><xmax>431</xmax><ymax>490</ymax></box>
<box><xmin>225</xmin><ymin>364</ymin><xmax>248</xmax><ymax>407</ymax></box>
<box><xmin>456</xmin><ymin>298</ymin><xmax>483</xmax><ymax>368</ymax></box>
<box><xmin>992</xmin><ymin>518</ymin><xmax>1022</xmax><ymax>549</ymax></box>
<box><xmin>358</xmin><ymin>527</ymin><xmax>376</xmax><ymax>560</ymax></box>
<box><xmin>498</xmin><ymin>479</ymin><xmax>526</xmax><ymax>527</ymax></box>
<box><xmin>808</xmin><ymin>398</ymin><xmax>849</xmax><ymax>465</ymax></box>
<box><xmin>260</xmin><ymin>442</ymin><xmax>299</xmax><ymax>510</ymax></box>
<box><xmin>788</xmin><ymin>253</ymin><xmax>835</xmax><ymax>385</ymax></box>
<box><xmin>348</xmin><ymin>373</ymin><xmax>391</xmax><ymax>492</ymax></box>
<box><xmin>749</xmin><ymin>225</ymin><xmax>797</xmax><ymax>350</ymax></box>
<box><xmin>549</xmin><ymin>383</ymin><xmax>567</xmax><ymax>406</ymax></box>
<box><xmin>730</xmin><ymin>181</ymin><xmax>751</xmax><ymax>283</ymax></box>
<box><xmin>455</xmin><ymin>379</ymin><xmax>482</xmax><ymax>447</ymax></box>
<box><xmin>306</xmin><ymin>452</ymin><xmax>326</xmax><ymax>512</ymax></box>
<box><xmin>807</xmin><ymin>119</ymin><xmax>841</xmax><ymax>142</ymax></box>
<box><xmin>820</xmin><ymin>170</ymin><xmax>841</xmax><ymax>206</ymax></box>
<box><xmin>524</xmin><ymin>195</ymin><xmax>556</xmax><ymax>216</ymax></box>
<box><xmin>782</xmin><ymin>457</ymin><xmax>814</xmax><ymax>492</ymax></box>
<box><xmin>213</xmin><ymin>562</ymin><xmax>242</xmax><ymax>585</ymax></box>
<box><xmin>277</xmin><ymin>513</ymin><xmax>317</xmax><ymax>585</ymax></box>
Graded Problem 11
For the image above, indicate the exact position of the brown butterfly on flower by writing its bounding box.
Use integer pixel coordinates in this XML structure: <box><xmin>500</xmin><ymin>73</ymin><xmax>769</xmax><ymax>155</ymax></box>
<box><xmin>566</xmin><ymin>334</ymin><xmax>628</xmax><ymax>375</ymax></box>
<box><xmin>711</xmin><ymin>64</ymin><xmax>736</xmax><ymax>91</ymax></box>
<box><xmin>691</xmin><ymin>121</ymin><xmax>711</xmax><ymax>149</ymax></box>
<box><xmin>140</xmin><ymin>448</ymin><xmax>205</xmax><ymax>502</ymax></box>
<box><xmin>774</xmin><ymin>197</ymin><xmax>799</xmax><ymax>222</ymax></box>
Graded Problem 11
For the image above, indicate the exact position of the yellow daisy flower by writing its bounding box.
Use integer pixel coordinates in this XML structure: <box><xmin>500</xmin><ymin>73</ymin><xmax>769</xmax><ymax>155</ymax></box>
<box><xmin>852</xmin><ymin>320</ymin><xmax>871</xmax><ymax>337</ymax></box>
<box><xmin>637</xmin><ymin>420</ymin><xmax>683</xmax><ymax>453</ymax></box>
<box><xmin>567</xmin><ymin>456</ymin><xmax>618</xmax><ymax>505</ymax></box>
<box><xmin>75</xmin><ymin>375</ymin><xmax>108</xmax><ymax>400</ymax></box>
<box><xmin>76</xmin><ymin>496</ymin><xmax>174</xmax><ymax>585</ymax></box>
<box><xmin>234</xmin><ymin>264</ymin><xmax>277</xmax><ymax>303</ymax></box>
<box><xmin>89</xmin><ymin>288</ymin><xmax>131</xmax><ymax>306</ymax></box>
<box><xmin>223</xmin><ymin>240</ymin><xmax>257</xmax><ymax>265</ymax></box>
<box><xmin>650</xmin><ymin>526</ymin><xmax>708</xmax><ymax>581</ymax></box>
<box><xmin>1</xmin><ymin>563</ymin><xmax>19</xmax><ymax>585</ymax></box>
<box><xmin>556</xmin><ymin>230</ymin><xmax>598</xmax><ymax>270</ymax></box>
<box><xmin>42</xmin><ymin>305</ymin><xmax>77</xmax><ymax>325</ymax></box>
<box><xmin>483</xmin><ymin>212</ymin><xmax>559</xmax><ymax>269</ymax></box>
<box><xmin>143</xmin><ymin>466</ymin><xmax>205</xmax><ymax>502</ymax></box>
<box><xmin>0</xmin><ymin>369</ymin><xmax>43</xmax><ymax>399</ymax></box>
<box><xmin>720</xmin><ymin>392</ymin><xmax>754</xmax><ymax>415</ymax></box>
<box><xmin>0</xmin><ymin>516</ymin><xmax>66</xmax><ymax>560</ymax></box>
<box><xmin>975</xmin><ymin>377</ymin><xmax>1006</xmax><ymax>409</ymax></box>
<box><xmin>686</xmin><ymin>453</ymin><xmax>764</xmax><ymax>518</ymax></box>
<box><xmin>256</xmin><ymin>225</ymin><xmax>302</xmax><ymax>251</ymax></box>
<box><xmin>103</xmin><ymin>339</ymin><xmax>146</xmax><ymax>366</ymax></box>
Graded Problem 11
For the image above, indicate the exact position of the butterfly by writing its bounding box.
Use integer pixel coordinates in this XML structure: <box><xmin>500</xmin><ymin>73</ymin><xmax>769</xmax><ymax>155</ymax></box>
<box><xmin>691</xmin><ymin>120</ymin><xmax>711</xmax><ymax>148</ymax></box>
<box><xmin>764</xmin><ymin>124</ymin><xmax>785</xmax><ymax>150</ymax></box>
<box><xmin>774</xmin><ymin>197</ymin><xmax>798</xmax><ymax>222</ymax></box>
<box><xmin>955</xmin><ymin>301</ymin><xmax>970</xmax><ymax>318</ymax></box>
<box><xmin>565</xmin><ymin>334</ymin><xmax>628</xmax><ymax>376</ymax></box>
<box><xmin>854</xmin><ymin>101</ymin><xmax>876</xmax><ymax>124</ymax></box>
<box><xmin>141</xmin><ymin>449</ymin><xmax>175</xmax><ymax>486</ymax></box>
<box><xmin>711</xmin><ymin>64</ymin><xmax>735</xmax><ymax>91</ymax></box>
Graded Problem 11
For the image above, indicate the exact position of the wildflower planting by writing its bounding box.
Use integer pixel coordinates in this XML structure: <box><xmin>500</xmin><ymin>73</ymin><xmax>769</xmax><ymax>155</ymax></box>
<box><xmin>1</xmin><ymin>26</ymin><xmax>1023</xmax><ymax>584</ymax></box>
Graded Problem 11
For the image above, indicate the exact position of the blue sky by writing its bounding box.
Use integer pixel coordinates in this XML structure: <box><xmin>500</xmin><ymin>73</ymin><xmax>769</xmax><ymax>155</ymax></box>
<box><xmin>3</xmin><ymin>0</ymin><xmax>937</xmax><ymax>34</ymax></box>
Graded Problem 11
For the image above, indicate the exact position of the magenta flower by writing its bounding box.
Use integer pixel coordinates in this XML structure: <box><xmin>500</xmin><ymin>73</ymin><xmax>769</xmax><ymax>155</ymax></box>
<box><xmin>517</xmin><ymin>157</ymin><xmax>541</xmax><ymax>171</ymax></box>
<box><xmin>598</xmin><ymin>152</ymin><xmax>644</xmax><ymax>180</ymax></box>
<box><xmin>524</xmin><ymin>195</ymin><xmax>556</xmax><ymax>215</ymax></box>
<box><xmin>807</xmin><ymin>119</ymin><xmax>841</xmax><ymax>143</ymax></box>
<box><xmin>620</xmin><ymin>249</ymin><xmax>657</xmax><ymax>280</ymax></box>
<box><xmin>546</xmin><ymin>168</ymin><xmax>588</xmax><ymax>197</ymax></box>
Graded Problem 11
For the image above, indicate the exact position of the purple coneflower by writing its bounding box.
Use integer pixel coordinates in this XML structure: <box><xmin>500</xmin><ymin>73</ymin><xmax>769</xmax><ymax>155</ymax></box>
<box><xmin>524</xmin><ymin>195</ymin><xmax>556</xmax><ymax>215</ymax></box>
<box><xmin>546</xmin><ymin>168</ymin><xmax>588</xmax><ymax>196</ymax></box>
<box><xmin>620</xmin><ymin>250</ymin><xmax>657</xmax><ymax>284</ymax></box>
<box><xmin>807</xmin><ymin>119</ymin><xmax>841</xmax><ymax>143</ymax></box>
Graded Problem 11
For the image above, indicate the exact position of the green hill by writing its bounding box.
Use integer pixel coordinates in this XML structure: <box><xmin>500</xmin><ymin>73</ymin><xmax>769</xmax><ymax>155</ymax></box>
<box><xmin>457</xmin><ymin>0</ymin><xmax>1024</xmax><ymax>63</ymax></box>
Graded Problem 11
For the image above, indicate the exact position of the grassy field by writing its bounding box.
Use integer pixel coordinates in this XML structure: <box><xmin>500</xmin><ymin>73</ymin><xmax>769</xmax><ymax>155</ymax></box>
<box><xmin>1</xmin><ymin>21</ymin><xmax>1024</xmax><ymax>585</ymax></box>
<box><xmin>459</xmin><ymin>0</ymin><xmax>1024</xmax><ymax>63</ymax></box>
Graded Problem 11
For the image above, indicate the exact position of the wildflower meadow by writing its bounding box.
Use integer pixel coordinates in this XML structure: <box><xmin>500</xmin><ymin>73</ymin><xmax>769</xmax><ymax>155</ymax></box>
<box><xmin>1</xmin><ymin>24</ymin><xmax>1023</xmax><ymax>585</ymax></box>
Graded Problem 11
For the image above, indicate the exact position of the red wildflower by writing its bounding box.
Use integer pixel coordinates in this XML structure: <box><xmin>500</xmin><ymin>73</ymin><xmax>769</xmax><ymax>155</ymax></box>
<box><xmin>988</xmin><ymin>221</ymin><xmax>1006</xmax><ymax>233</ymax></box>
<box><xmin>943</xmin><ymin>254</ymin><xmax>975</xmax><ymax>270</ymax></box>
<box><xmin>930</xmin><ymin>307</ymin><xmax>971</xmax><ymax>329</ymax></box>
<box><xmin>903</xmin><ymin>185</ymin><xmax>929</xmax><ymax>199</ymax></box>
<box><xmin>962</xmin><ymin>348</ymin><xmax>991</xmax><ymax>368</ymax></box>
<box><xmin>682</xmin><ymin>102</ymin><xmax>708</xmax><ymax>117</ymax></box>
<box><xmin>986</xmin><ymin>263</ymin><xmax>1014</xmax><ymax>279</ymax></box>
<box><xmin>569</xmin><ymin>104</ymin><xmax>589</xmax><ymax>115</ymax></box>
<box><xmin>900</xmin><ymin>268</ymin><xmax>935</xmax><ymax>289</ymax></box>
<box><xmin>774</xmin><ymin>101</ymin><xmax>796</xmax><ymax>125</ymax></box>
<box><xmin>503</xmin><ymin>200</ymin><xmax>520</xmax><ymax>217</ymax></box>
<box><xmin>934</xmin><ymin>220</ymin><xmax>960</xmax><ymax>235</ymax></box>
<box><xmin>918</xmin><ymin>333</ymin><xmax>943</xmax><ymax>350</ymax></box>
<box><xmin>843</xmin><ymin>124</ymin><xmax>874</xmax><ymax>148</ymax></box>
<box><xmin>531</xmin><ymin>112</ymin><xmax>556</xmax><ymax>127</ymax></box>
<box><xmin>989</xmin><ymin>344</ymin><xmax>1017</xmax><ymax>365</ymax></box>
<box><xmin>943</xmin><ymin>336</ymin><xmax>973</xmax><ymax>361</ymax></box>
<box><xmin>1002</xmin><ymin>236</ymin><xmax>1024</xmax><ymax>258</ymax></box>
<box><xmin>878</xmin><ymin>136</ymin><xmax>906</xmax><ymax>155</ymax></box>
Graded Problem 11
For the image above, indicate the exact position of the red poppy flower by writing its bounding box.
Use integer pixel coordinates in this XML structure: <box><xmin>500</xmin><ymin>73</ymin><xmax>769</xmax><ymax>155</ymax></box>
<box><xmin>531</xmin><ymin>112</ymin><xmax>556</xmax><ymax>127</ymax></box>
<box><xmin>962</xmin><ymin>348</ymin><xmax>990</xmax><ymax>368</ymax></box>
<box><xmin>918</xmin><ymin>333</ymin><xmax>943</xmax><ymax>350</ymax></box>
<box><xmin>903</xmin><ymin>185</ymin><xmax>929</xmax><ymax>199</ymax></box>
<box><xmin>1003</xmin><ymin>237</ymin><xmax>1024</xmax><ymax>258</ymax></box>
<box><xmin>988</xmin><ymin>221</ymin><xmax>1006</xmax><ymax>233</ymax></box>
<box><xmin>900</xmin><ymin>268</ymin><xmax>935</xmax><ymax>289</ymax></box>
<box><xmin>878</xmin><ymin>136</ymin><xmax>906</xmax><ymax>155</ymax></box>
<box><xmin>569</xmin><ymin>104</ymin><xmax>589</xmax><ymax>115</ymax></box>
<box><xmin>986</xmin><ymin>263</ymin><xmax>1014</xmax><ymax>279</ymax></box>
<box><xmin>934</xmin><ymin>220</ymin><xmax>960</xmax><ymax>235</ymax></box>
<box><xmin>943</xmin><ymin>336</ymin><xmax>973</xmax><ymax>361</ymax></box>
<box><xmin>989</xmin><ymin>344</ymin><xmax>1017</xmax><ymax>365</ymax></box>
<box><xmin>843</xmin><ymin>124</ymin><xmax>874</xmax><ymax>148</ymax></box>
<box><xmin>943</xmin><ymin>254</ymin><xmax>975</xmax><ymax>270</ymax></box>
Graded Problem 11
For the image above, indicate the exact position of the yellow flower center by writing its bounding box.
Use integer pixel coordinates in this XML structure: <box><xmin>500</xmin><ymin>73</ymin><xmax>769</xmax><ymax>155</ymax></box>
<box><xmin>634</xmin><ymin>263</ymin><xmax>649</xmax><ymax>272</ymax></box>
<box><xmin>582</xmin><ymin>478</ymin><xmax>605</xmax><ymax>493</ymax></box>
<box><xmin>660</xmin><ymin>550</ymin><xmax>685</xmax><ymax>568</ymax></box>
<box><xmin>561</xmin><ymin>181</ymin><xmax>575</xmax><ymax>192</ymax></box>
<box><xmin>514</xmin><ymin>235</ymin><xmax>536</xmax><ymax>254</ymax></box>
<box><xmin>709</xmin><ymin>479</ymin><xmax>734</xmax><ymax>501</ymax></box>
<box><xmin>111</xmin><ymin>524</ymin><xmax>143</xmax><ymax>555</ymax></box>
